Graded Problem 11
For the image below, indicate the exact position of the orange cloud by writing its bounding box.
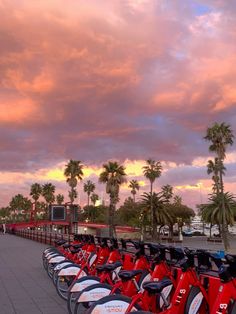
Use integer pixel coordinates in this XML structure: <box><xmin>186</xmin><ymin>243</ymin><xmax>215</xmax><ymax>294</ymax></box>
<box><xmin>4</xmin><ymin>69</ymin><xmax>54</xmax><ymax>94</ymax></box>
<box><xmin>0</xmin><ymin>98</ymin><xmax>38</xmax><ymax>123</ymax></box>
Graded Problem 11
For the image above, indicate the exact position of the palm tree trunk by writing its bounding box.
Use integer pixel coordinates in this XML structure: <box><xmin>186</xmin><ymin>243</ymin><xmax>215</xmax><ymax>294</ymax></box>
<box><xmin>153</xmin><ymin>212</ymin><xmax>158</xmax><ymax>241</ymax></box>
<box><xmin>150</xmin><ymin>183</ymin><xmax>158</xmax><ymax>240</ymax></box>
<box><xmin>218</xmin><ymin>223</ymin><xmax>221</xmax><ymax>236</ymax></box>
<box><xmin>109</xmin><ymin>196</ymin><xmax>116</xmax><ymax>238</ymax></box>
<box><xmin>150</xmin><ymin>182</ymin><xmax>154</xmax><ymax>239</ymax></box>
<box><xmin>88</xmin><ymin>193</ymin><xmax>90</xmax><ymax>207</ymax></box>
<box><xmin>169</xmin><ymin>224</ymin><xmax>173</xmax><ymax>239</ymax></box>
<box><xmin>219</xmin><ymin>168</ymin><xmax>229</xmax><ymax>251</ymax></box>
<box><xmin>71</xmin><ymin>187</ymin><xmax>74</xmax><ymax>204</ymax></box>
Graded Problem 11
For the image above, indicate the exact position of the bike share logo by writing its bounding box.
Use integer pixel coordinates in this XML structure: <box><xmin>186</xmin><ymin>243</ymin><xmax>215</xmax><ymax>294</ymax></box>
<box><xmin>95</xmin><ymin>301</ymin><xmax>130</xmax><ymax>313</ymax></box>
<box><xmin>188</xmin><ymin>292</ymin><xmax>203</xmax><ymax>314</ymax></box>
<box><xmin>80</xmin><ymin>288</ymin><xmax>110</xmax><ymax>302</ymax></box>
<box><xmin>105</xmin><ymin>304</ymin><xmax>123</xmax><ymax>312</ymax></box>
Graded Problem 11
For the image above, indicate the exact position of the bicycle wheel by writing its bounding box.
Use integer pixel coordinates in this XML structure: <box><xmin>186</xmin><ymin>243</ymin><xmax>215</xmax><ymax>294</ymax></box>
<box><xmin>43</xmin><ymin>250</ymin><xmax>57</xmax><ymax>270</ymax></box>
<box><xmin>184</xmin><ymin>286</ymin><xmax>208</xmax><ymax>314</ymax></box>
<box><xmin>47</xmin><ymin>262</ymin><xmax>56</xmax><ymax>278</ymax></box>
<box><xmin>53</xmin><ymin>261</ymin><xmax>73</xmax><ymax>285</ymax></box>
<box><xmin>67</xmin><ymin>276</ymin><xmax>101</xmax><ymax>314</ymax></box>
<box><xmin>74</xmin><ymin>283</ymin><xmax>113</xmax><ymax>314</ymax></box>
<box><xmin>56</xmin><ymin>266</ymin><xmax>88</xmax><ymax>300</ymax></box>
<box><xmin>47</xmin><ymin>255</ymin><xmax>66</xmax><ymax>279</ymax></box>
<box><xmin>85</xmin><ymin>294</ymin><xmax>142</xmax><ymax>314</ymax></box>
<box><xmin>68</xmin><ymin>291</ymin><xmax>81</xmax><ymax>314</ymax></box>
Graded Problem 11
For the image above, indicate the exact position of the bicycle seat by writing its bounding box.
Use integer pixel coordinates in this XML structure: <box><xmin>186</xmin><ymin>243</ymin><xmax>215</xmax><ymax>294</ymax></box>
<box><xmin>96</xmin><ymin>261</ymin><xmax>122</xmax><ymax>272</ymax></box>
<box><xmin>70</xmin><ymin>248</ymin><xmax>81</xmax><ymax>254</ymax></box>
<box><xmin>103</xmin><ymin>261</ymin><xmax>123</xmax><ymax>272</ymax></box>
<box><xmin>71</xmin><ymin>244</ymin><xmax>82</xmax><ymax>249</ymax></box>
<box><xmin>55</xmin><ymin>239</ymin><xmax>67</xmax><ymax>246</ymax></box>
<box><xmin>201</xmin><ymin>270</ymin><xmax>218</xmax><ymax>278</ymax></box>
<box><xmin>63</xmin><ymin>244</ymin><xmax>71</xmax><ymax>249</ymax></box>
<box><xmin>143</xmin><ymin>278</ymin><xmax>172</xmax><ymax>294</ymax></box>
<box><xmin>118</xmin><ymin>269</ymin><xmax>143</xmax><ymax>281</ymax></box>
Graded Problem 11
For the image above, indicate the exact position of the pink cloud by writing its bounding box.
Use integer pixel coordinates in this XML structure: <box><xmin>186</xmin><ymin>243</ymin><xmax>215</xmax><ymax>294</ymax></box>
<box><xmin>0</xmin><ymin>1</ymin><xmax>236</xmax><ymax>208</ymax></box>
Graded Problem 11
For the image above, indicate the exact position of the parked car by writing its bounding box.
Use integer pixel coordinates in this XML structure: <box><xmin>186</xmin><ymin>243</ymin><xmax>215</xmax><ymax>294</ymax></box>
<box><xmin>182</xmin><ymin>229</ymin><xmax>193</xmax><ymax>237</ymax></box>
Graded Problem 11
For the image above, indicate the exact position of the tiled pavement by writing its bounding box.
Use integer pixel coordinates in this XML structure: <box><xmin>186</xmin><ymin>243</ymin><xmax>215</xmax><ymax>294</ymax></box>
<box><xmin>0</xmin><ymin>234</ymin><xmax>67</xmax><ymax>314</ymax></box>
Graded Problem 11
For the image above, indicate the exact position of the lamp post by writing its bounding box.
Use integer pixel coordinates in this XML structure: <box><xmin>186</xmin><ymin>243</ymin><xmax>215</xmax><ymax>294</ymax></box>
<box><xmin>177</xmin><ymin>217</ymin><xmax>183</xmax><ymax>242</ymax></box>
<box><xmin>65</xmin><ymin>202</ymin><xmax>72</xmax><ymax>234</ymax></box>
<box><xmin>84</xmin><ymin>218</ymin><xmax>89</xmax><ymax>234</ymax></box>
<box><xmin>139</xmin><ymin>213</ymin><xmax>144</xmax><ymax>241</ymax></box>
<box><xmin>198</xmin><ymin>182</ymin><xmax>205</xmax><ymax>234</ymax></box>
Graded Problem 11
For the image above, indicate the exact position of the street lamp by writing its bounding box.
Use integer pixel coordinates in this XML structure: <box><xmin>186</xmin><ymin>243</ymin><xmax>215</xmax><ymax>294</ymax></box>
<box><xmin>177</xmin><ymin>217</ymin><xmax>183</xmax><ymax>241</ymax></box>
<box><xmin>84</xmin><ymin>218</ymin><xmax>89</xmax><ymax>234</ymax></box>
<box><xmin>139</xmin><ymin>213</ymin><xmax>144</xmax><ymax>241</ymax></box>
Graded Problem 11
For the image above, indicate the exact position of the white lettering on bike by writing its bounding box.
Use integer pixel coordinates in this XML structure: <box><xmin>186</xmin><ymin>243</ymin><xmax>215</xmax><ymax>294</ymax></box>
<box><xmin>220</xmin><ymin>304</ymin><xmax>228</xmax><ymax>309</ymax></box>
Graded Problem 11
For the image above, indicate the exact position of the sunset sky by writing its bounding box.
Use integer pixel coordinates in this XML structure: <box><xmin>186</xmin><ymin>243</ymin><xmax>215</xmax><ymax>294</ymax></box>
<box><xmin>0</xmin><ymin>0</ymin><xmax>236</xmax><ymax>209</ymax></box>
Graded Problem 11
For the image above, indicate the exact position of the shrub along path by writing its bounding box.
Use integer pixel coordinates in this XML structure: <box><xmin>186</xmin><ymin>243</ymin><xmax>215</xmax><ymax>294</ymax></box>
<box><xmin>0</xmin><ymin>234</ymin><xmax>67</xmax><ymax>314</ymax></box>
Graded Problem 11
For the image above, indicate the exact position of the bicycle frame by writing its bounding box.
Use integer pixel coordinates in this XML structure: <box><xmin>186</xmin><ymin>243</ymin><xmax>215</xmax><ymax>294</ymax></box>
<box><xmin>125</xmin><ymin>260</ymin><xmax>181</xmax><ymax>313</ymax></box>
<box><xmin>111</xmin><ymin>255</ymin><xmax>150</xmax><ymax>297</ymax></box>
<box><xmin>211</xmin><ymin>277</ymin><xmax>236</xmax><ymax>313</ymax></box>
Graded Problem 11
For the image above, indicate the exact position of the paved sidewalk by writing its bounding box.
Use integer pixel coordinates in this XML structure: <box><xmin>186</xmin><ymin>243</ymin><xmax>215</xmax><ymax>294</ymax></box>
<box><xmin>0</xmin><ymin>234</ymin><xmax>67</xmax><ymax>314</ymax></box>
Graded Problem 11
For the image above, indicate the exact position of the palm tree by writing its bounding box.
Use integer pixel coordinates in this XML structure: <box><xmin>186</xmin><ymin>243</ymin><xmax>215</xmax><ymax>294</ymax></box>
<box><xmin>141</xmin><ymin>192</ymin><xmax>173</xmax><ymax>239</ymax></box>
<box><xmin>36</xmin><ymin>201</ymin><xmax>47</xmax><ymax>219</ymax></box>
<box><xmin>143</xmin><ymin>159</ymin><xmax>162</xmax><ymax>240</ymax></box>
<box><xmin>9</xmin><ymin>194</ymin><xmax>32</xmax><ymax>222</ymax></box>
<box><xmin>207</xmin><ymin>158</ymin><xmax>226</xmax><ymax>195</ymax></box>
<box><xmin>99</xmin><ymin>161</ymin><xmax>127</xmax><ymax>237</ymax></box>
<box><xmin>69</xmin><ymin>189</ymin><xmax>77</xmax><ymax>204</ymax></box>
<box><xmin>161</xmin><ymin>184</ymin><xmax>173</xmax><ymax>203</ymax></box>
<box><xmin>42</xmin><ymin>183</ymin><xmax>55</xmax><ymax>205</ymax></box>
<box><xmin>128</xmin><ymin>180</ymin><xmax>140</xmax><ymax>202</ymax></box>
<box><xmin>204</xmin><ymin>122</ymin><xmax>234</xmax><ymax>250</ymax></box>
<box><xmin>84</xmin><ymin>180</ymin><xmax>96</xmax><ymax>206</ymax></box>
<box><xmin>42</xmin><ymin>183</ymin><xmax>55</xmax><ymax>222</ymax></box>
<box><xmin>200</xmin><ymin>192</ymin><xmax>236</xmax><ymax>238</ymax></box>
<box><xmin>30</xmin><ymin>183</ymin><xmax>42</xmax><ymax>217</ymax></box>
<box><xmin>64</xmin><ymin>160</ymin><xmax>84</xmax><ymax>204</ymax></box>
<box><xmin>30</xmin><ymin>183</ymin><xmax>42</xmax><ymax>202</ymax></box>
<box><xmin>56</xmin><ymin>194</ymin><xmax>64</xmax><ymax>205</ymax></box>
<box><xmin>91</xmin><ymin>193</ymin><xmax>99</xmax><ymax>206</ymax></box>
<box><xmin>173</xmin><ymin>195</ymin><xmax>182</xmax><ymax>205</ymax></box>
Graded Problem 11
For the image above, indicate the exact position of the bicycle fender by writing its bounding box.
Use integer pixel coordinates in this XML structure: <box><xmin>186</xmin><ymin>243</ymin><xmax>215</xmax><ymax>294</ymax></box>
<box><xmin>71</xmin><ymin>276</ymin><xmax>101</xmax><ymax>292</ymax></box>
<box><xmin>76</xmin><ymin>283</ymin><xmax>112</xmax><ymax>303</ymax></box>
<box><xmin>54</xmin><ymin>261</ymin><xmax>73</xmax><ymax>271</ymax></box>
<box><xmin>46</xmin><ymin>252</ymin><xmax>60</xmax><ymax>259</ymax></box>
<box><xmin>58</xmin><ymin>266</ymin><xmax>86</xmax><ymax>277</ymax></box>
<box><xmin>48</xmin><ymin>256</ymin><xmax>66</xmax><ymax>264</ymax></box>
